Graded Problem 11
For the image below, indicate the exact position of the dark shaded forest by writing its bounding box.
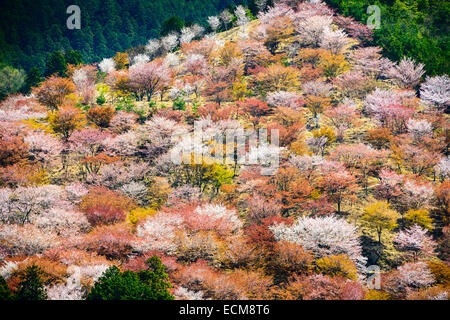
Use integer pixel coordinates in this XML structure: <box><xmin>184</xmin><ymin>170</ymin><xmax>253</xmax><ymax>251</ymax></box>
<box><xmin>0</xmin><ymin>0</ymin><xmax>236</xmax><ymax>71</ymax></box>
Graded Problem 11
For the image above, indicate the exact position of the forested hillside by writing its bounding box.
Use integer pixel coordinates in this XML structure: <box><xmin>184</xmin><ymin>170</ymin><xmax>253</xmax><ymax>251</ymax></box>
<box><xmin>0</xmin><ymin>0</ymin><xmax>449</xmax><ymax>302</ymax></box>
<box><xmin>0</xmin><ymin>0</ymin><xmax>235</xmax><ymax>71</ymax></box>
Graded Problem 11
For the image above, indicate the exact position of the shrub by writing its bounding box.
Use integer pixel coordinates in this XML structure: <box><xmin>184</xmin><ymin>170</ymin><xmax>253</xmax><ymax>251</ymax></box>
<box><xmin>48</xmin><ymin>105</ymin><xmax>85</xmax><ymax>140</ymax></box>
<box><xmin>126</xmin><ymin>207</ymin><xmax>156</xmax><ymax>228</ymax></box>
<box><xmin>79</xmin><ymin>225</ymin><xmax>134</xmax><ymax>260</ymax></box>
<box><xmin>87</xmin><ymin>105</ymin><xmax>115</xmax><ymax>128</ymax></box>
<box><xmin>267</xmin><ymin>241</ymin><xmax>313</xmax><ymax>283</ymax></box>
<box><xmin>315</xmin><ymin>255</ymin><xmax>358</xmax><ymax>280</ymax></box>
<box><xmin>79</xmin><ymin>187</ymin><xmax>136</xmax><ymax>226</ymax></box>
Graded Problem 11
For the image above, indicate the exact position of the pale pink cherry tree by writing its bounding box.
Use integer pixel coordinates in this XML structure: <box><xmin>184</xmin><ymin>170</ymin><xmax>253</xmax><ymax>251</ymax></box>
<box><xmin>109</xmin><ymin>110</ymin><xmax>138</xmax><ymax>133</ymax></box>
<box><xmin>72</xmin><ymin>65</ymin><xmax>97</xmax><ymax>105</ymax></box>
<box><xmin>103</xmin><ymin>130</ymin><xmax>140</xmax><ymax>158</ymax></box>
<box><xmin>295</xmin><ymin>15</ymin><xmax>333</xmax><ymax>48</ymax></box>
<box><xmin>324</xmin><ymin>100</ymin><xmax>360</xmax><ymax>141</ymax></box>
<box><xmin>406</xmin><ymin>118</ymin><xmax>433</xmax><ymax>140</ymax></box>
<box><xmin>399</xmin><ymin>179</ymin><xmax>434</xmax><ymax>211</ymax></box>
<box><xmin>270</xmin><ymin>215</ymin><xmax>367</xmax><ymax>270</ymax></box>
<box><xmin>332</xmin><ymin>71</ymin><xmax>372</xmax><ymax>99</ymax></box>
<box><xmin>68</xmin><ymin>128</ymin><xmax>111</xmax><ymax>156</ymax></box>
<box><xmin>166</xmin><ymin>185</ymin><xmax>201</xmax><ymax>206</ymax></box>
<box><xmin>24</xmin><ymin>131</ymin><xmax>63</xmax><ymax>165</ymax></box>
<box><xmin>0</xmin><ymin>223</ymin><xmax>59</xmax><ymax>256</ymax></box>
<box><xmin>319</xmin><ymin>26</ymin><xmax>351</xmax><ymax>55</ymax></box>
<box><xmin>161</xmin><ymin>33</ymin><xmax>179</xmax><ymax>53</ymax></box>
<box><xmin>374</xmin><ymin>169</ymin><xmax>404</xmax><ymax>203</ymax></box>
<box><xmin>394</xmin><ymin>225</ymin><xmax>437</xmax><ymax>261</ymax></box>
<box><xmin>295</xmin><ymin>1</ymin><xmax>336</xmax><ymax>20</ymax></box>
<box><xmin>266</xmin><ymin>91</ymin><xmax>304</xmax><ymax>109</ymax></box>
<box><xmin>385</xmin><ymin>57</ymin><xmax>425</xmax><ymax>89</ymax></box>
<box><xmin>207</xmin><ymin>16</ymin><xmax>221</xmax><ymax>33</ymax></box>
<box><xmin>383</xmin><ymin>262</ymin><xmax>435</xmax><ymax>298</ymax></box>
<box><xmin>145</xmin><ymin>39</ymin><xmax>161</xmax><ymax>58</ymax></box>
<box><xmin>257</xmin><ymin>3</ymin><xmax>295</xmax><ymax>25</ymax></box>
<box><xmin>0</xmin><ymin>185</ymin><xmax>63</xmax><ymax>224</ymax></box>
<box><xmin>330</xmin><ymin>143</ymin><xmax>389</xmax><ymax>194</ymax></box>
<box><xmin>348</xmin><ymin>47</ymin><xmax>394</xmax><ymax>77</ymax></box>
<box><xmin>435</xmin><ymin>156</ymin><xmax>450</xmax><ymax>181</ymax></box>
<box><xmin>89</xmin><ymin>161</ymin><xmax>150</xmax><ymax>189</ymax></box>
<box><xmin>31</xmin><ymin>208</ymin><xmax>91</xmax><ymax>238</ymax></box>
<box><xmin>420</xmin><ymin>75</ymin><xmax>450</xmax><ymax>109</ymax></box>
<box><xmin>64</xmin><ymin>182</ymin><xmax>89</xmax><ymax>204</ymax></box>
<box><xmin>98</xmin><ymin>58</ymin><xmax>116</xmax><ymax>74</ymax></box>
<box><xmin>183</xmin><ymin>54</ymin><xmax>208</xmax><ymax>76</ymax></box>
<box><xmin>134</xmin><ymin>211</ymin><xmax>185</xmax><ymax>254</ymax></box>
<box><xmin>128</xmin><ymin>60</ymin><xmax>172</xmax><ymax>102</ymax></box>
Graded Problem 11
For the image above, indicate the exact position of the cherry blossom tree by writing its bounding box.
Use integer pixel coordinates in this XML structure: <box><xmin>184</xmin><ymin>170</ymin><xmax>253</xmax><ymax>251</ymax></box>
<box><xmin>0</xmin><ymin>223</ymin><xmax>59</xmax><ymax>256</ymax></box>
<box><xmin>406</xmin><ymin>119</ymin><xmax>433</xmax><ymax>140</ymax></box>
<box><xmin>219</xmin><ymin>9</ymin><xmax>233</xmax><ymax>30</ymax></box>
<box><xmin>319</xmin><ymin>27</ymin><xmax>351</xmax><ymax>55</ymax></box>
<box><xmin>98</xmin><ymin>58</ymin><xmax>116</xmax><ymax>74</ymax></box>
<box><xmin>270</xmin><ymin>216</ymin><xmax>367</xmax><ymax>270</ymax></box>
<box><xmin>386</xmin><ymin>57</ymin><xmax>425</xmax><ymax>89</ymax></box>
<box><xmin>207</xmin><ymin>16</ymin><xmax>221</xmax><ymax>33</ymax></box>
<box><xmin>384</xmin><ymin>262</ymin><xmax>435</xmax><ymax>298</ymax></box>
<box><xmin>348</xmin><ymin>47</ymin><xmax>393</xmax><ymax>76</ymax></box>
<box><xmin>318</xmin><ymin>161</ymin><xmax>359</xmax><ymax>213</ymax></box>
<box><xmin>266</xmin><ymin>91</ymin><xmax>304</xmax><ymax>109</ymax></box>
<box><xmin>420</xmin><ymin>75</ymin><xmax>450</xmax><ymax>109</ymax></box>
<box><xmin>72</xmin><ymin>65</ymin><xmax>97</xmax><ymax>105</ymax></box>
<box><xmin>235</xmin><ymin>5</ymin><xmax>250</xmax><ymax>27</ymax></box>
<box><xmin>145</xmin><ymin>39</ymin><xmax>161</xmax><ymax>58</ymax></box>
<box><xmin>24</xmin><ymin>131</ymin><xmax>63</xmax><ymax>164</ymax></box>
<box><xmin>295</xmin><ymin>15</ymin><xmax>332</xmax><ymax>48</ymax></box>
<box><xmin>161</xmin><ymin>33</ymin><xmax>179</xmax><ymax>53</ymax></box>
<box><xmin>0</xmin><ymin>185</ymin><xmax>62</xmax><ymax>224</ymax></box>
<box><xmin>394</xmin><ymin>225</ymin><xmax>437</xmax><ymax>261</ymax></box>
<box><xmin>257</xmin><ymin>3</ymin><xmax>295</xmax><ymax>25</ymax></box>
<box><xmin>128</xmin><ymin>61</ymin><xmax>171</xmax><ymax>101</ymax></box>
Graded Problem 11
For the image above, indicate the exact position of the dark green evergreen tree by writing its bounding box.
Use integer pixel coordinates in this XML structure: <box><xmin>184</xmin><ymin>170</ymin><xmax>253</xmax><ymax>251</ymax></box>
<box><xmin>0</xmin><ymin>275</ymin><xmax>12</xmax><ymax>300</ymax></box>
<box><xmin>160</xmin><ymin>16</ymin><xmax>185</xmax><ymax>36</ymax></box>
<box><xmin>15</xmin><ymin>265</ymin><xmax>47</xmax><ymax>301</ymax></box>
<box><xmin>22</xmin><ymin>67</ymin><xmax>42</xmax><ymax>93</ymax></box>
<box><xmin>87</xmin><ymin>256</ymin><xmax>174</xmax><ymax>300</ymax></box>
<box><xmin>44</xmin><ymin>51</ymin><xmax>66</xmax><ymax>77</ymax></box>
<box><xmin>64</xmin><ymin>50</ymin><xmax>83</xmax><ymax>66</ymax></box>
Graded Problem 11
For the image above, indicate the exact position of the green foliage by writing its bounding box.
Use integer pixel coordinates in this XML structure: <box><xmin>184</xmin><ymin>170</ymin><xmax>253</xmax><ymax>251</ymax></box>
<box><xmin>0</xmin><ymin>0</ymin><xmax>235</xmax><ymax>72</ymax></box>
<box><xmin>87</xmin><ymin>256</ymin><xmax>174</xmax><ymax>300</ymax></box>
<box><xmin>15</xmin><ymin>265</ymin><xmax>47</xmax><ymax>301</ymax></box>
<box><xmin>96</xmin><ymin>94</ymin><xmax>106</xmax><ymax>105</ymax></box>
<box><xmin>64</xmin><ymin>49</ymin><xmax>83</xmax><ymax>66</ymax></box>
<box><xmin>325</xmin><ymin>0</ymin><xmax>450</xmax><ymax>75</ymax></box>
<box><xmin>22</xmin><ymin>67</ymin><xmax>42</xmax><ymax>93</ymax></box>
<box><xmin>44</xmin><ymin>51</ymin><xmax>67</xmax><ymax>77</ymax></box>
<box><xmin>116</xmin><ymin>96</ymin><xmax>136</xmax><ymax>112</ymax></box>
<box><xmin>161</xmin><ymin>16</ymin><xmax>185</xmax><ymax>36</ymax></box>
<box><xmin>0</xmin><ymin>275</ymin><xmax>12</xmax><ymax>300</ymax></box>
<box><xmin>0</xmin><ymin>65</ymin><xmax>25</xmax><ymax>99</ymax></box>
<box><xmin>172</xmin><ymin>96</ymin><xmax>186</xmax><ymax>111</ymax></box>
